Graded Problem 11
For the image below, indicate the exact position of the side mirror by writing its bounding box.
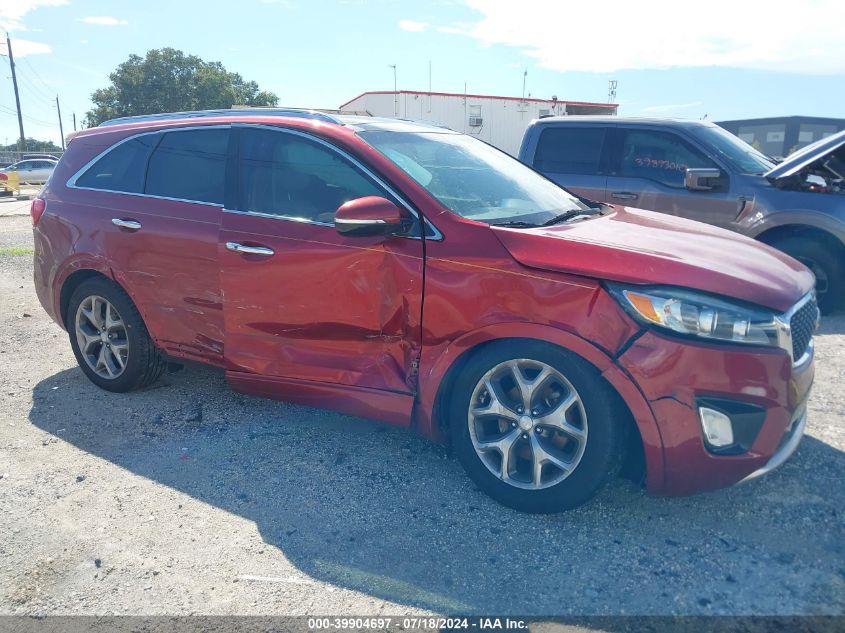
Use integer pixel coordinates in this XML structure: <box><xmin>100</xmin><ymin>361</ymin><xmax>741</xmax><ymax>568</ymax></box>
<box><xmin>335</xmin><ymin>196</ymin><xmax>406</xmax><ymax>237</ymax></box>
<box><xmin>685</xmin><ymin>168</ymin><xmax>722</xmax><ymax>191</ymax></box>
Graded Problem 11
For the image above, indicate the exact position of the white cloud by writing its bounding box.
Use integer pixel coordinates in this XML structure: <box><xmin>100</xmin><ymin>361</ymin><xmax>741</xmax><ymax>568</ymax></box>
<box><xmin>78</xmin><ymin>16</ymin><xmax>129</xmax><ymax>26</ymax></box>
<box><xmin>442</xmin><ymin>0</ymin><xmax>845</xmax><ymax>74</ymax></box>
<box><xmin>642</xmin><ymin>101</ymin><xmax>703</xmax><ymax>113</ymax></box>
<box><xmin>0</xmin><ymin>37</ymin><xmax>52</xmax><ymax>57</ymax></box>
<box><xmin>399</xmin><ymin>19</ymin><xmax>430</xmax><ymax>32</ymax></box>
<box><xmin>0</xmin><ymin>0</ymin><xmax>67</xmax><ymax>31</ymax></box>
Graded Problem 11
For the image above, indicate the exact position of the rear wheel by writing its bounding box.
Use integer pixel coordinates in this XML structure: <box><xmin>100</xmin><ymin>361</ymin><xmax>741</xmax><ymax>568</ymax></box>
<box><xmin>770</xmin><ymin>235</ymin><xmax>843</xmax><ymax>313</ymax></box>
<box><xmin>67</xmin><ymin>278</ymin><xmax>166</xmax><ymax>392</ymax></box>
<box><xmin>449</xmin><ymin>341</ymin><xmax>625</xmax><ymax>513</ymax></box>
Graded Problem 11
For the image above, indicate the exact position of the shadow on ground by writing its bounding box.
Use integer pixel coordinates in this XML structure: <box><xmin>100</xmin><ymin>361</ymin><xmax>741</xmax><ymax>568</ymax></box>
<box><xmin>28</xmin><ymin>363</ymin><xmax>845</xmax><ymax>616</ymax></box>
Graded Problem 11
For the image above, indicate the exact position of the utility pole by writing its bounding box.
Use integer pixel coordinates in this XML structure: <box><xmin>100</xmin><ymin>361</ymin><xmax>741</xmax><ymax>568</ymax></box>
<box><xmin>72</xmin><ymin>112</ymin><xmax>77</xmax><ymax>132</ymax></box>
<box><xmin>5</xmin><ymin>34</ymin><xmax>26</xmax><ymax>152</ymax></box>
<box><xmin>56</xmin><ymin>95</ymin><xmax>65</xmax><ymax>150</ymax></box>
<box><xmin>388</xmin><ymin>64</ymin><xmax>397</xmax><ymax>117</ymax></box>
<box><xmin>522</xmin><ymin>69</ymin><xmax>528</xmax><ymax>100</ymax></box>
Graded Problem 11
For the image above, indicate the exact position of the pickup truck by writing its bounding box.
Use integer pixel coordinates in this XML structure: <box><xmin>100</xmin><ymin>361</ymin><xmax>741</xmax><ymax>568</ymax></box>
<box><xmin>519</xmin><ymin>117</ymin><xmax>845</xmax><ymax>312</ymax></box>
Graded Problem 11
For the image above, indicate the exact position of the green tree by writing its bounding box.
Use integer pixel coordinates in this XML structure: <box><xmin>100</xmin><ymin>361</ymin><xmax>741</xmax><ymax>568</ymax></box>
<box><xmin>0</xmin><ymin>138</ymin><xmax>63</xmax><ymax>153</ymax></box>
<box><xmin>85</xmin><ymin>48</ymin><xmax>278</xmax><ymax>126</ymax></box>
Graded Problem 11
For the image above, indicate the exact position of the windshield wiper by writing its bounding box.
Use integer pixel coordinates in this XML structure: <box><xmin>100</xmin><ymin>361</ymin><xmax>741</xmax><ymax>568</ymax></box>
<box><xmin>489</xmin><ymin>220</ymin><xmax>539</xmax><ymax>228</ymax></box>
<box><xmin>540</xmin><ymin>208</ymin><xmax>600</xmax><ymax>226</ymax></box>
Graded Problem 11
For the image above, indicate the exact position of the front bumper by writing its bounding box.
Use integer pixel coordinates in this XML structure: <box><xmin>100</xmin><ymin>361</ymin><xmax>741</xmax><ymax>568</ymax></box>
<box><xmin>617</xmin><ymin>330</ymin><xmax>813</xmax><ymax>496</ymax></box>
<box><xmin>741</xmin><ymin>401</ymin><xmax>807</xmax><ymax>483</ymax></box>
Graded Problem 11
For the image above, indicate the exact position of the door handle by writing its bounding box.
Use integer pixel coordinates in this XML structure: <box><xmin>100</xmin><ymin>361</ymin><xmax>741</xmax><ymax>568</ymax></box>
<box><xmin>610</xmin><ymin>192</ymin><xmax>638</xmax><ymax>201</ymax></box>
<box><xmin>111</xmin><ymin>218</ymin><xmax>142</xmax><ymax>231</ymax></box>
<box><xmin>226</xmin><ymin>241</ymin><xmax>274</xmax><ymax>256</ymax></box>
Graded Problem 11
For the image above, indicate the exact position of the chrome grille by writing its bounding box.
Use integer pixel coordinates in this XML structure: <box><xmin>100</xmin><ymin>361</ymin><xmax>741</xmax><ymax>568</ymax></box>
<box><xmin>790</xmin><ymin>296</ymin><xmax>818</xmax><ymax>360</ymax></box>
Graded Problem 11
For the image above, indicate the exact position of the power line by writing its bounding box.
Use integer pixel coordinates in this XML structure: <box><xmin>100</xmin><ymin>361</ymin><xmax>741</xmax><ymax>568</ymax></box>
<box><xmin>16</xmin><ymin>72</ymin><xmax>54</xmax><ymax>104</ymax></box>
<box><xmin>21</xmin><ymin>58</ymin><xmax>53</xmax><ymax>95</ymax></box>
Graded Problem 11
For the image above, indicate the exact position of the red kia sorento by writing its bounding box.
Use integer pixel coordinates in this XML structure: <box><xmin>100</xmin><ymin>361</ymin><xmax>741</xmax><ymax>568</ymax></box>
<box><xmin>32</xmin><ymin>109</ymin><xmax>817</xmax><ymax>512</ymax></box>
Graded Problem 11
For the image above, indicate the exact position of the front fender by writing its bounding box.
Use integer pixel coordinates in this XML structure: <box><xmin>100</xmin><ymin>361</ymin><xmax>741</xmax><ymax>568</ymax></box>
<box><xmin>742</xmin><ymin>209</ymin><xmax>845</xmax><ymax>244</ymax></box>
<box><xmin>414</xmin><ymin>322</ymin><xmax>666</xmax><ymax>493</ymax></box>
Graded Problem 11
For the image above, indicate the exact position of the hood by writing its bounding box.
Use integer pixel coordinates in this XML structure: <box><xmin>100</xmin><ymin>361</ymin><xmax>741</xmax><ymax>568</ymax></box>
<box><xmin>492</xmin><ymin>207</ymin><xmax>814</xmax><ymax>313</ymax></box>
<box><xmin>766</xmin><ymin>129</ymin><xmax>845</xmax><ymax>182</ymax></box>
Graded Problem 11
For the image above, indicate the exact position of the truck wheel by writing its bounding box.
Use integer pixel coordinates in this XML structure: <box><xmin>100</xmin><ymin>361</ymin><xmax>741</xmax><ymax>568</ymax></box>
<box><xmin>67</xmin><ymin>278</ymin><xmax>166</xmax><ymax>392</ymax></box>
<box><xmin>449</xmin><ymin>340</ymin><xmax>625</xmax><ymax>513</ymax></box>
<box><xmin>770</xmin><ymin>236</ymin><xmax>843</xmax><ymax>313</ymax></box>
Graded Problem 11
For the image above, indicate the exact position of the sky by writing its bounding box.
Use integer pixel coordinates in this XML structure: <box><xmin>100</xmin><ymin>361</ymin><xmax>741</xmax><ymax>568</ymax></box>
<box><xmin>1</xmin><ymin>0</ymin><xmax>844</xmax><ymax>146</ymax></box>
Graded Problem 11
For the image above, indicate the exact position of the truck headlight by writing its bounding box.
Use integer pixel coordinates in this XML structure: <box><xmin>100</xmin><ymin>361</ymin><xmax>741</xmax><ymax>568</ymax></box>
<box><xmin>607</xmin><ymin>284</ymin><xmax>782</xmax><ymax>349</ymax></box>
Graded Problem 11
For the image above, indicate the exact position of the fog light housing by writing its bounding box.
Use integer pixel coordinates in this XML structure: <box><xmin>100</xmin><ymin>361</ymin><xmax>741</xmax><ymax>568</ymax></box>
<box><xmin>699</xmin><ymin>407</ymin><xmax>734</xmax><ymax>448</ymax></box>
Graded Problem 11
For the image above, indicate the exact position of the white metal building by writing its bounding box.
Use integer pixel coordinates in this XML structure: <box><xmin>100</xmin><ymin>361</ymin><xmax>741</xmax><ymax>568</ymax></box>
<box><xmin>339</xmin><ymin>90</ymin><xmax>617</xmax><ymax>156</ymax></box>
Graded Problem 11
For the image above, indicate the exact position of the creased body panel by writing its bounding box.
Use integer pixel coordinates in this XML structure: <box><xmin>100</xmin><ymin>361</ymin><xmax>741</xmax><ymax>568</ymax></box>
<box><xmin>493</xmin><ymin>206</ymin><xmax>813</xmax><ymax>312</ymax></box>
<box><xmin>219</xmin><ymin>212</ymin><xmax>424</xmax><ymax>395</ymax></box>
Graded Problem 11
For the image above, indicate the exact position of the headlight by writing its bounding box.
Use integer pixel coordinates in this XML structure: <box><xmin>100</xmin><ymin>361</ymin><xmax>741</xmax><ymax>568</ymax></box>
<box><xmin>607</xmin><ymin>284</ymin><xmax>782</xmax><ymax>348</ymax></box>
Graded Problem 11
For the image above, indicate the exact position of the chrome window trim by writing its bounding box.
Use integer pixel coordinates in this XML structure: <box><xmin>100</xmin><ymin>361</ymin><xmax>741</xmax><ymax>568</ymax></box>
<box><xmin>225</xmin><ymin>123</ymin><xmax>443</xmax><ymax>241</ymax></box>
<box><xmin>773</xmin><ymin>290</ymin><xmax>818</xmax><ymax>366</ymax></box>
<box><xmin>222</xmin><ymin>207</ymin><xmax>333</xmax><ymax>228</ymax></box>
<box><xmin>66</xmin><ymin>124</ymin><xmax>231</xmax><ymax>208</ymax></box>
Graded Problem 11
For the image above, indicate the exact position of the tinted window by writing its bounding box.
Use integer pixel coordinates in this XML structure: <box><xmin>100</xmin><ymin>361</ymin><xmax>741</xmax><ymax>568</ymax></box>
<box><xmin>238</xmin><ymin>128</ymin><xmax>384</xmax><ymax>223</ymax></box>
<box><xmin>76</xmin><ymin>135</ymin><xmax>157</xmax><ymax>193</ymax></box>
<box><xmin>145</xmin><ymin>128</ymin><xmax>228</xmax><ymax>204</ymax></box>
<box><xmin>618</xmin><ymin>130</ymin><xmax>716</xmax><ymax>188</ymax></box>
<box><xmin>534</xmin><ymin>127</ymin><xmax>606</xmax><ymax>175</ymax></box>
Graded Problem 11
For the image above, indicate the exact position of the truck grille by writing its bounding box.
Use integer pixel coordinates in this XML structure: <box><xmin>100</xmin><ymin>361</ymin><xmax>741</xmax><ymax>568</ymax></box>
<box><xmin>790</xmin><ymin>296</ymin><xmax>818</xmax><ymax>361</ymax></box>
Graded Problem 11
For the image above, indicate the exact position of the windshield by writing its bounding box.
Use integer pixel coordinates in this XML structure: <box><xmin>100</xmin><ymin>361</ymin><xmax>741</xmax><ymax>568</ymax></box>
<box><xmin>697</xmin><ymin>125</ymin><xmax>775</xmax><ymax>175</ymax></box>
<box><xmin>358</xmin><ymin>130</ymin><xmax>590</xmax><ymax>225</ymax></box>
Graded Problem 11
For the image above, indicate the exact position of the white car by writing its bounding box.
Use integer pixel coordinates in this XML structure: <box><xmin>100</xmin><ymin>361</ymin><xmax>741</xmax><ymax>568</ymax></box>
<box><xmin>0</xmin><ymin>158</ymin><xmax>58</xmax><ymax>186</ymax></box>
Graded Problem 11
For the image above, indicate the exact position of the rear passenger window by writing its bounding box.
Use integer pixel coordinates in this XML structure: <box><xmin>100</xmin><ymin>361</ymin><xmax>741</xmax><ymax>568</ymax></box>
<box><xmin>145</xmin><ymin>128</ymin><xmax>229</xmax><ymax>205</ymax></box>
<box><xmin>238</xmin><ymin>128</ymin><xmax>384</xmax><ymax>223</ymax></box>
<box><xmin>75</xmin><ymin>135</ymin><xmax>157</xmax><ymax>193</ymax></box>
<box><xmin>534</xmin><ymin>127</ymin><xmax>606</xmax><ymax>175</ymax></box>
<box><xmin>618</xmin><ymin>130</ymin><xmax>716</xmax><ymax>188</ymax></box>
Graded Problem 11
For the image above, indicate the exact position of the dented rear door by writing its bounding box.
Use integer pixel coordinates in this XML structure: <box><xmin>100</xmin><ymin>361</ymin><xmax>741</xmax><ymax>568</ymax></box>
<box><xmin>218</xmin><ymin>125</ymin><xmax>424</xmax><ymax>393</ymax></box>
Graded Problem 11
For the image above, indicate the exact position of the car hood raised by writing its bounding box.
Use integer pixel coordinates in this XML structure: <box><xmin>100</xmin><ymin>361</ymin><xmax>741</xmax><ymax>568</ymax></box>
<box><xmin>766</xmin><ymin>129</ymin><xmax>845</xmax><ymax>182</ymax></box>
<box><xmin>492</xmin><ymin>206</ymin><xmax>814</xmax><ymax>313</ymax></box>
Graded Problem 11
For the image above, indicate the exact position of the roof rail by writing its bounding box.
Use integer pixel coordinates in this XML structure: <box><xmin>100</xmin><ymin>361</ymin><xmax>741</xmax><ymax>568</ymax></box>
<box><xmin>98</xmin><ymin>108</ymin><xmax>343</xmax><ymax>127</ymax></box>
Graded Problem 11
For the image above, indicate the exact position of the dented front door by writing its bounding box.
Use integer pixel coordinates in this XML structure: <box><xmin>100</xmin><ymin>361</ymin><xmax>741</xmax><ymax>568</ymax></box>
<box><xmin>218</xmin><ymin>126</ymin><xmax>424</xmax><ymax>394</ymax></box>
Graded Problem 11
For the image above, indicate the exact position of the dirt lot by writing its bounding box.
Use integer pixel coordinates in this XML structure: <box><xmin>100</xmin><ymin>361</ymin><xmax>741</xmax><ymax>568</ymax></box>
<box><xmin>0</xmin><ymin>210</ymin><xmax>843</xmax><ymax>616</ymax></box>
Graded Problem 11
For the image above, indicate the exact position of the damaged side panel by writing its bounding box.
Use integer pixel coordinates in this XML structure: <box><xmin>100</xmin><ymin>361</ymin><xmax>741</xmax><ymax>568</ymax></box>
<box><xmin>219</xmin><ymin>211</ymin><xmax>424</xmax><ymax>397</ymax></box>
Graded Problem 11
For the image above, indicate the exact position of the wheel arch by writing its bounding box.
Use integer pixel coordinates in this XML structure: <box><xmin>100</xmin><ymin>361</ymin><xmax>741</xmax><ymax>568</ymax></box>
<box><xmin>756</xmin><ymin>223</ymin><xmax>845</xmax><ymax>253</ymax></box>
<box><xmin>415</xmin><ymin>324</ymin><xmax>665</xmax><ymax>491</ymax></box>
<box><xmin>59</xmin><ymin>268</ymin><xmax>114</xmax><ymax>327</ymax></box>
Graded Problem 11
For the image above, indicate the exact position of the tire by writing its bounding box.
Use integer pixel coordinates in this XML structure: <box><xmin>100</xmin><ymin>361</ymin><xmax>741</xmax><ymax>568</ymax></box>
<box><xmin>66</xmin><ymin>277</ymin><xmax>166</xmax><ymax>392</ymax></box>
<box><xmin>449</xmin><ymin>340</ymin><xmax>625</xmax><ymax>513</ymax></box>
<box><xmin>770</xmin><ymin>235</ymin><xmax>843</xmax><ymax>314</ymax></box>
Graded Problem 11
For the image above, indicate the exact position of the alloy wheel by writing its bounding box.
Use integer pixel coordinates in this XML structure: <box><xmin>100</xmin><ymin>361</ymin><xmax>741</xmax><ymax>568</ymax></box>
<box><xmin>74</xmin><ymin>295</ymin><xmax>129</xmax><ymax>379</ymax></box>
<box><xmin>467</xmin><ymin>359</ymin><xmax>588</xmax><ymax>490</ymax></box>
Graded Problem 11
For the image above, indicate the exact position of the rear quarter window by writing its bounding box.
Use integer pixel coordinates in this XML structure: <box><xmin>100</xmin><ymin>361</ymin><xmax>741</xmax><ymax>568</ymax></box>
<box><xmin>75</xmin><ymin>135</ymin><xmax>158</xmax><ymax>193</ymax></box>
<box><xmin>533</xmin><ymin>127</ymin><xmax>606</xmax><ymax>175</ymax></box>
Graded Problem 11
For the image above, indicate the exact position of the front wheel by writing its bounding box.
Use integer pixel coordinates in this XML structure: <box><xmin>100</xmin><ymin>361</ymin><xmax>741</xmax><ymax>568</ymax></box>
<box><xmin>769</xmin><ymin>235</ymin><xmax>843</xmax><ymax>314</ymax></box>
<box><xmin>67</xmin><ymin>278</ymin><xmax>166</xmax><ymax>392</ymax></box>
<box><xmin>449</xmin><ymin>341</ymin><xmax>625</xmax><ymax>513</ymax></box>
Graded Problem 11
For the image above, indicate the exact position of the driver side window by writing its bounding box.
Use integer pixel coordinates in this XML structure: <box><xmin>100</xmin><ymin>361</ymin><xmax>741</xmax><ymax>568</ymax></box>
<box><xmin>238</xmin><ymin>128</ymin><xmax>385</xmax><ymax>224</ymax></box>
<box><xmin>618</xmin><ymin>130</ymin><xmax>716</xmax><ymax>188</ymax></box>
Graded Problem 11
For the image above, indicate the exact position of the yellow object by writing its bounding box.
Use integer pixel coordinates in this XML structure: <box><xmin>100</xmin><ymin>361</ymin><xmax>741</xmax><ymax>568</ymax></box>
<box><xmin>1</xmin><ymin>170</ymin><xmax>20</xmax><ymax>194</ymax></box>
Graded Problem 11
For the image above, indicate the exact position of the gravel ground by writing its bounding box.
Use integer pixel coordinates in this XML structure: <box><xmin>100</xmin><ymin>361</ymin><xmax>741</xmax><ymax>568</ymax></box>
<box><xmin>0</xmin><ymin>213</ymin><xmax>843</xmax><ymax>616</ymax></box>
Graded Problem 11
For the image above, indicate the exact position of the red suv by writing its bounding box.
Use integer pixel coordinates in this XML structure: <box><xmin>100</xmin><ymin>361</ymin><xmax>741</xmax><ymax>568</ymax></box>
<box><xmin>32</xmin><ymin>109</ymin><xmax>817</xmax><ymax>512</ymax></box>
